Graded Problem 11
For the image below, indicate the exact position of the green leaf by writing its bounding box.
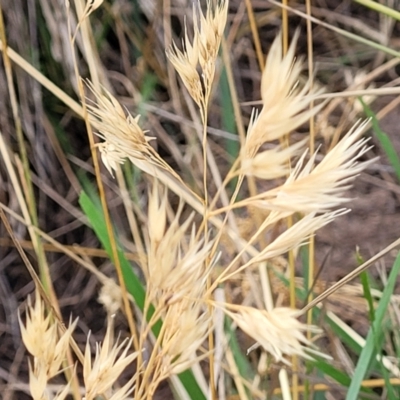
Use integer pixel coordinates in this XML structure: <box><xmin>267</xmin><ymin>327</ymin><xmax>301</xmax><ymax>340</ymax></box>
<box><xmin>225</xmin><ymin>317</ymin><xmax>254</xmax><ymax>396</ymax></box>
<box><xmin>360</xmin><ymin>271</ymin><xmax>375</xmax><ymax>323</ymax></box>
<box><xmin>346</xmin><ymin>251</ymin><xmax>400</xmax><ymax>400</ymax></box>
<box><xmin>79</xmin><ymin>191</ymin><xmax>146</xmax><ymax>309</ymax></box>
<box><xmin>312</xmin><ymin>359</ymin><xmax>351</xmax><ymax>387</ymax></box>
<box><xmin>359</xmin><ymin>97</ymin><xmax>400</xmax><ymax>182</ymax></box>
<box><xmin>219</xmin><ymin>66</ymin><xmax>239</xmax><ymax>163</ymax></box>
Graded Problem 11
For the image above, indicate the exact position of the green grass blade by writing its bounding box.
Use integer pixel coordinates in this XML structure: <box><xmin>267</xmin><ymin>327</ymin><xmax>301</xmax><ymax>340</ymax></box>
<box><xmin>225</xmin><ymin>317</ymin><xmax>254</xmax><ymax>396</ymax></box>
<box><xmin>325</xmin><ymin>313</ymin><xmax>363</xmax><ymax>355</ymax></box>
<box><xmin>359</xmin><ymin>97</ymin><xmax>400</xmax><ymax>182</ymax></box>
<box><xmin>220</xmin><ymin>66</ymin><xmax>239</xmax><ymax>164</ymax></box>
<box><xmin>312</xmin><ymin>359</ymin><xmax>351</xmax><ymax>387</ymax></box>
<box><xmin>359</xmin><ymin>271</ymin><xmax>375</xmax><ymax>323</ymax></box>
<box><xmin>379</xmin><ymin>353</ymin><xmax>398</xmax><ymax>400</ymax></box>
<box><xmin>79</xmin><ymin>191</ymin><xmax>147</xmax><ymax>309</ymax></box>
<box><xmin>346</xmin><ymin>251</ymin><xmax>400</xmax><ymax>400</ymax></box>
<box><xmin>352</xmin><ymin>0</ymin><xmax>400</xmax><ymax>21</ymax></box>
<box><xmin>79</xmin><ymin>191</ymin><xmax>206</xmax><ymax>400</ymax></box>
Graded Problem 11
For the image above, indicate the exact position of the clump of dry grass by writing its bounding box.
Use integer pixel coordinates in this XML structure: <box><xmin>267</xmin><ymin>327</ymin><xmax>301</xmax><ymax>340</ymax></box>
<box><xmin>14</xmin><ymin>0</ymin><xmax>379</xmax><ymax>398</ymax></box>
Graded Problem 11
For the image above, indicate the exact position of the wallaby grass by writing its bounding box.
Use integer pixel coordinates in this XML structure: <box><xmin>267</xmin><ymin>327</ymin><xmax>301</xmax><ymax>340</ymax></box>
<box><xmin>1</xmin><ymin>1</ymin><xmax>400</xmax><ymax>399</ymax></box>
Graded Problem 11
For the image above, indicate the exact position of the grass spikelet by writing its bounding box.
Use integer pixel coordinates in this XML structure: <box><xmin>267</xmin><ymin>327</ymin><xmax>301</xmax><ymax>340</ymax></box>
<box><xmin>224</xmin><ymin>121</ymin><xmax>375</xmax><ymax>214</ymax></box>
<box><xmin>251</xmin><ymin>210</ymin><xmax>347</xmax><ymax>264</ymax></box>
<box><xmin>148</xmin><ymin>181</ymin><xmax>168</xmax><ymax>246</ymax></box>
<box><xmin>196</xmin><ymin>0</ymin><xmax>228</xmax><ymax>95</ymax></box>
<box><xmin>19</xmin><ymin>292</ymin><xmax>77</xmax><ymax>399</ymax></box>
<box><xmin>256</xmin><ymin>121</ymin><xmax>375</xmax><ymax>212</ymax></box>
<box><xmin>160</xmin><ymin>298</ymin><xmax>211</xmax><ymax>376</ymax></box>
<box><xmin>219</xmin><ymin>209</ymin><xmax>348</xmax><ymax>281</ymax></box>
<box><xmin>86</xmin><ymin>82</ymin><xmax>175</xmax><ymax>179</ymax></box>
<box><xmin>28</xmin><ymin>362</ymin><xmax>48</xmax><ymax>400</ymax></box>
<box><xmin>146</xmin><ymin>182</ymin><xmax>213</xmax><ymax>300</ymax></box>
<box><xmin>244</xmin><ymin>31</ymin><xmax>324</xmax><ymax>158</ymax></box>
<box><xmin>19</xmin><ymin>292</ymin><xmax>77</xmax><ymax>379</ymax></box>
<box><xmin>166</xmin><ymin>28</ymin><xmax>203</xmax><ymax>108</ymax></box>
<box><xmin>148</xmin><ymin>221</ymin><xmax>213</xmax><ymax>304</ymax></box>
<box><xmin>98</xmin><ymin>278</ymin><xmax>124</xmax><ymax>316</ymax></box>
<box><xmin>83</xmin><ymin>315</ymin><xmax>138</xmax><ymax>400</ymax></box>
<box><xmin>167</xmin><ymin>0</ymin><xmax>228</xmax><ymax>111</ymax></box>
<box><xmin>86</xmin><ymin>82</ymin><xmax>202</xmax><ymax>205</ymax></box>
<box><xmin>240</xmin><ymin>138</ymin><xmax>307</xmax><ymax>179</ymax></box>
<box><xmin>222</xmin><ymin>305</ymin><xmax>326</xmax><ymax>364</ymax></box>
<box><xmin>266</xmin><ymin>120</ymin><xmax>375</xmax><ymax>212</ymax></box>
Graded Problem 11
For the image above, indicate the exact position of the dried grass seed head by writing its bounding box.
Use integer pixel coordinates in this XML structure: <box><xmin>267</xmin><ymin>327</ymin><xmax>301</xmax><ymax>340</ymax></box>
<box><xmin>228</xmin><ymin>210</ymin><xmax>348</xmax><ymax>276</ymax></box>
<box><xmin>19</xmin><ymin>292</ymin><xmax>54</xmax><ymax>359</ymax></box>
<box><xmin>86</xmin><ymin>82</ymin><xmax>171</xmax><ymax>178</ymax></box>
<box><xmin>148</xmin><ymin>181</ymin><xmax>168</xmax><ymax>245</ymax></box>
<box><xmin>19</xmin><ymin>292</ymin><xmax>77</xmax><ymax>380</ymax></box>
<box><xmin>240</xmin><ymin>139</ymin><xmax>307</xmax><ymax>180</ymax></box>
<box><xmin>98</xmin><ymin>277</ymin><xmax>124</xmax><ymax>315</ymax></box>
<box><xmin>167</xmin><ymin>37</ymin><xmax>203</xmax><ymax>108</ymax></box>
<box><xmin>196</xmin><ymin>0</ymin><xmax>228</xmax><ymax>88</ymax></box>
<box><xmin>244</xmin><ymin>31</ymin><xmax>324</xmax><ymax>158</ymax></box>
<box><xmin>248</xmin><ymin>121</ymin><xmax>375</xmax><ymax>213</ymax></box>
<box><xmin>147</xmin><ymin>195</ymin><xmax>213</xmax><ymax>304</ymax></box>
<box><xmin>28</xmin><ymin>362</ymin><xmax>48</xmax><ymax>400</ymax></box>
<box><xmin>159</xmin><ymin>298</ymin><xmax>211</xmax><ymax>376</ymax></box>
<box><xmin>83</xmin><ymin>316</ymin><xmax>138</xmax><ymax>400</ymax></box>
<box><xmin>223</xmin><ymin>305</ymin><xmax>327</xmax><ymax>364</ymax></box>
<box><xmin>167</xmin><ymin>0</ymin><xmax>228</xmax><ymax>107</ymax></box>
